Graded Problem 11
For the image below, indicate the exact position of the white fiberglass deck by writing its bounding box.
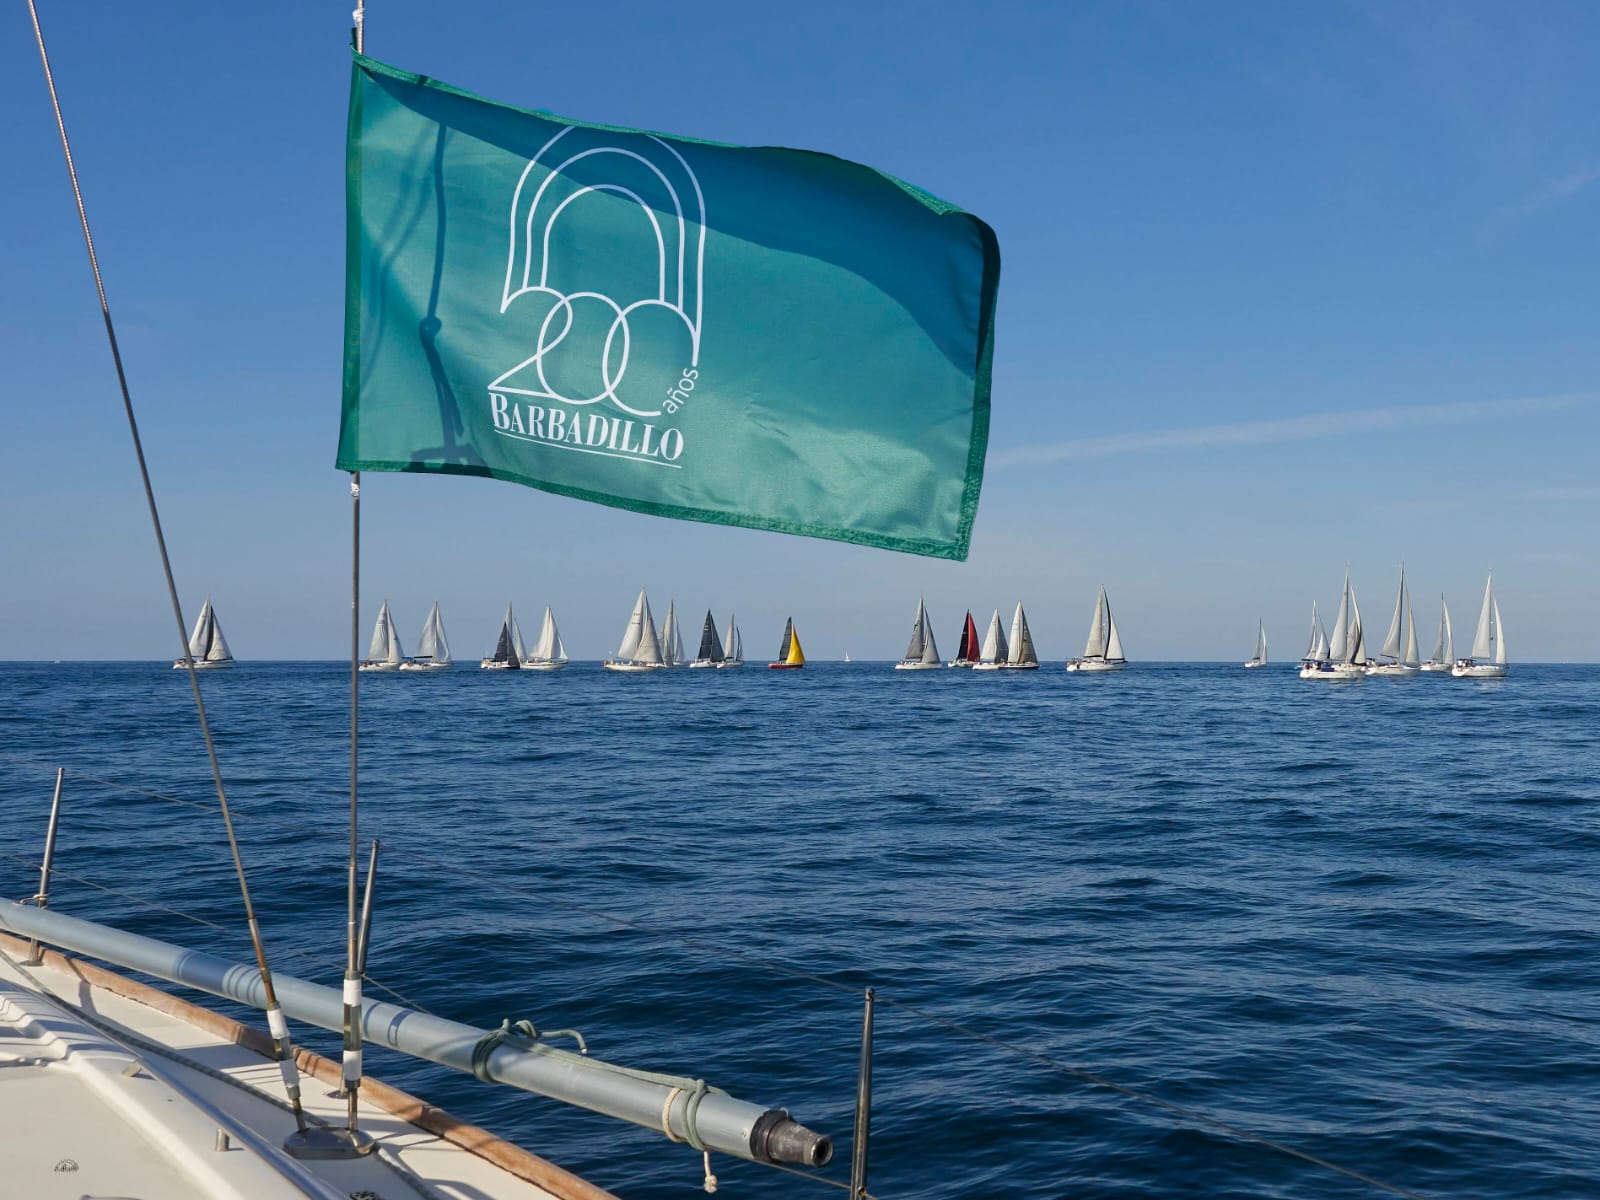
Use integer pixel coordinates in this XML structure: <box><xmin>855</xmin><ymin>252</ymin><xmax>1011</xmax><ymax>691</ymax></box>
<box><xmin>0</xmin><ymin>934</ymin><xmax>615</xmax><ymax>1200</ymax></box>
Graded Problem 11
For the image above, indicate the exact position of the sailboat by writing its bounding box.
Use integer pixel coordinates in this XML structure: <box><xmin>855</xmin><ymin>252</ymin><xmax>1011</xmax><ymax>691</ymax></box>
<box><xmin>971</xmin><ymin>608</ymin><xmax>1010</xmax><ymax>671</ymax></box>
<box><xmin>1452</xmin><ymin>573</ymin><xmax>1508</xmax><ymax>678</ymax></box>
<box><xmin>894</xmin><ymin>597</ymin><xmax>944</xmax><ymax>669</ymax></box>
<box><xmin>843</xmin><ymin>651</ymin><xmax>852</xmax><ymax>663</ymax></box>
<box><xmin>689</xmin><ymin>609</ymin><xmax>726</xmax><ymax>668</ymax></box>
<box><xmin>358</xmin><ymin>600</ymin><xmax>405</xmax><ymax>672</ymax></box>
<box><xmin>1300</xmin><ymin>568</ymin><xmax>1366</xmax><ymax>680</ymax></box>
<box><xmin>604</xmin><ymin>589</ymin><xmax>667</xmax><ymax>672</ymax></box>
<box><xmin>947</xmin><ymin>610</ymin><xmax>980</xmax><ymax>667</ymax></box>
<box><xmin>1367</xmin><ymin>565</ymin><xmax>1420</xmax><ymax>677</ymax></box>
<box><xmin>768</xmin><ymin>617</ymin><xmax>806</xmax><ymax>669</ymax></box>
<box><xmin>1243</xmin><ymin>620</ymin><xmax>1267</xmax><ymax>669</ymax></box>
<box><xmin>1065</xmin><ymin>588</ymin><xmax>1124</xmax><ymax>672</ymax></box>
<box><xmin>1004</xmin><ymin>602</ymin><xmax>1040</xmax><ymax>669</ymax></box>
<box><xmin>720</xmin><ymin>613</ymin><xmax>745</xmax><ymax>668</ymax></box>
<box><xmin>399</xmin><ymin>601</ymin><xmax>452</xmax><ymax>671</ymax></box>
<box><xmin>660</xmin><ymin>600</ymin><xmax>686</xmax><ymax>668</ymax></box>
<box><xmin>1298</xmin><ymin>603</ymin><xmax>1330</xmax><ymax>672</ymax></box>
<box><xmin>521</xmin><ymin>606</ymin><xmax>568</xmax><ymax>671</ymax></box>
<box><xmin>478</xmin><ymin>603</ymin><xmax>523</xmax><ymax>670</ymax></box>
<box><xmin>172</xmin><ymin>596</ymin><xmax>234</xmax><ymax>670</ymax></box>
<box><xmin>1420</xmin><ymin>595</ymin><xmax>1454</xmax><ymax>672</ymax></box>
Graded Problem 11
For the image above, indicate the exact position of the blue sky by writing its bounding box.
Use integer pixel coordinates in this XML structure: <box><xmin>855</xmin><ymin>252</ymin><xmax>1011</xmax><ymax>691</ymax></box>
<box><xmin>5</xmin><ymin>0</ymin><xmax>1596</xmax><ymax>661</ymax></box>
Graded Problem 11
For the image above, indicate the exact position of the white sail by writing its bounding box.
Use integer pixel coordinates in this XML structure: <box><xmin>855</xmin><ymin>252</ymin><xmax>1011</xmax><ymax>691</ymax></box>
<box><xmin>385</xmin><ymin>605</ymin><xmax>404</xmax><ymax>665</ymax></box>
<box><xmin>1429</xmin><ymin>596</ymin><xmax>1447</xmax><ymax>663</ymax></box>
<box><xmin>1348</xmin><ymin>585</ymin><xmax>1366</xmax><ymax>666</ymax></box>
<box><xmin>634</xmin><ymin>595</ymin><xmax>664</xmax><ymax>665</ymax></box>
<box><xmin>1106</xmin><ymin>612</ymin><xmax>1125</xmax><ymax>662</ymax></box>
<box><xmin>414</xmin><ymin>602</ymin><xmax>451</xmax><ymax>664</ymax></box>
<box><xmin>661</xmin><ymin>600</ymin><xmax>683</xmax><ymax>666</ymax></box>
<box><xmin>1381</xmin><ymin>566</ymin><xmax>1406</xmax><ymax>661</ymax></box>
<box><xmin>978</xmin><ymin>609</ymin><xmax>1007</xmax><ymax>664</ymax></box>
<box><xmin>204</xmin><ymin>613</ymin><xmax>233</xmax><ymax>662</ymax></box>
<box><xmin>1252</xmin><ymin>620</ymin><xmax>1267</xmax><ymax>663</ymax></box>
<box><xmin>1008</xmin><ymin>603</ymin><xmax>1037</xmax><ymax>666</ymax></box>
<box><xmin>367</xmin><ymin>601</ymin><xmax>397</xmax><ymax>662</ymax></box>
<box><xmin>187</xmin><ymin>598</ymin><xmax>214</xmax><ymax>658</ymax></box>
<box><xmin>1471</xmin><ymin>574</ymin><xmax>1494</xmax><ymax>661</ymax></box>
<box><xmin>532</xmin><ymin>607</ymin><xmax>566</xmax><ymax>663</ymax></box>
<box><xmin>1402</xmin><ymin>594</ymin><xmax>1419</xmax><ymax>667</ymax></box>
<box><xmin>1329</xmin><ymin>574</ymin><xmax>1351</xmax><ymax>663</ymax></box>
<box><xmin>1303</xmin><ymin>603</ymin><xmax>1324</xmax><ymax>660</ymax></box>
<box><xmin>723</xmin><ymin>613</ymin><xmax>743</xmax><ymax>664</ymax></box>
<box><xmin>1442</xmin><ymin>601</ymin><xmax>1453</xmax><ymax>662</ymax></box>
<box><xmin>1492</xmin><ymin>597</ymin><xmax>1506</xmax><ymax>665</ymax></box>
<box><xmin>1084</xmin><ymin>588</ymin><xmax>1109</xmax><ymax>659</ymax></box>
<box><xmin>617</xmin><ymin>589</ymin><xmax>647</xmax><ymax>660</ymax></box>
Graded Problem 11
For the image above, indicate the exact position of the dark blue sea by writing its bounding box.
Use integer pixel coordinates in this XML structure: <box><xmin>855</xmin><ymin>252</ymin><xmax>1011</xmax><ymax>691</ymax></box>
<box><xmin>1</xmin><ymin>661</ymin><xmax>1596</xmax><ymax>1199</ymax></box>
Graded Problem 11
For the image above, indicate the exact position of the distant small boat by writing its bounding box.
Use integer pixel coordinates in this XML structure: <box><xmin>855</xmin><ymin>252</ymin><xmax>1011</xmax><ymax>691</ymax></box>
<box><xmin>720</xmin><ymin>612</ymin><xmax>745</xmax><ymax>668</ymax></box>
<box><xmin>1066</xmin><ymin>588</ymin><xmax>1124</xmax><ymax>672</ymax></box>
<box><xmin>1243</xmin><ymin>619</ymin><xmax>1267</xmax><ymax>669</ymax></box>
<box><xmin>1004</xmin><ymin>602</ymin><xmax>1039</xmax><ymax>670</ymax></box>
<box><xmin>1300</xmin><ymin>568</ymin><xmax>1366</xmax><ymax>680</ymax></box>
<box><xmin>660</xmin><ymin>599</ymin><xmax>686</xmax><ymax>668</ymax></box>
<box><xmin>1420</xmin><ymin>595</ymin><xmax>1453</xmax><ymax>672</ymax></box>
<box><xmin>843</xmin><ymin>651</ymin><xmax>852</xmax><ymax>663</ymax></box>
<box><xmin>479</xmin><ymin>603</ymin><xmax>524</xmax><ymax>670</ymax></box>
<box><xmin>947</xmin><ymin>610</ymin><xmax>979</xmax><ymax>667</ymax></box>
<box><xmin>1452</xmin><ymin>573</ymin><xmax>1508</xmax><ymax>678</ymax></box>
<box><xmin>689</xmin><ymin>609</ymin><xmax>726</xmax><ymax>668</ymax></box>
<box><xmin>894</xmin><ymin>597</ymin><xmax>943</xmax><ymax>670</ymax></box>
<box><xmin>768</xmin><ymin>617</ymin><xmax>806</xmax><ymax>669</ymax></box>
<box><xmin>521</xmin><ymin>606</ymin><xmax>568</xmax><ymax>671</ymax></box>
<box><xmin>605</xmin><ymin>588</ymin><xmax>667</xmax><ymax>672</ymax></box>
<box><xmin>360</xmin><ymin>600</ymin><xmax>405</xmax><ymax>672</ymax></box>
<box><xmin>1367</xmin><ymin>565</ymin><xmax>1420</xmax><ymax>677</ymax></box>
<box><xmin>172</xmin><ymin>596</ymin><xmax>234</xmax><ymax>670</ymax></box>
<box><xmin>971</xmin><ymin>608</ymin><xmax>1009</xmax><ymax>671</ymax></box>
<box><xmin>400</xmin><ymin>601</ymin><xmax>452</xmax><ymax>671</ymax></box>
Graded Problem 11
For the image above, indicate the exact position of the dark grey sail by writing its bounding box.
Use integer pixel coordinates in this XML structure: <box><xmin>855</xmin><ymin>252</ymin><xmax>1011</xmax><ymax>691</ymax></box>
<box><xmin>696</xmin><ymin>610</ymin><xmax>725</xmax><ymax>663</ymax></box>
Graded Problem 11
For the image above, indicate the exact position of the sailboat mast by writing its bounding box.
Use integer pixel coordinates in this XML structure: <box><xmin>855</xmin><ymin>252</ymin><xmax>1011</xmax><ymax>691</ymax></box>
<box><xmin>25</xmin><ymin>0</ymin><xmax>316</xmax><ymax>1145</ymax></box>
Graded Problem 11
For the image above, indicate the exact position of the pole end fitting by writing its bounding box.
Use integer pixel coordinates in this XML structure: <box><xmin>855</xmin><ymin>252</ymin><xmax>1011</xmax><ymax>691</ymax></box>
<box><xmin>749</xmin><ymin>1109</ymin><xmax>832</xmax><ymax>1168</ymax></box>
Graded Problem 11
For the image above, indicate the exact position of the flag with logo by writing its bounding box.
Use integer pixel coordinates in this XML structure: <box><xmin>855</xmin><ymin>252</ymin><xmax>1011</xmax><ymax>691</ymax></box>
<box><xmin>337</xmin><ymin>54</ymin><xmax>999</xmax><ymax>560</ymax></box>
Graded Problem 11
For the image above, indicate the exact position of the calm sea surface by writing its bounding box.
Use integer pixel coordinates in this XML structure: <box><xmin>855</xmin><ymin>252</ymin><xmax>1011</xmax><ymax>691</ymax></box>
<box><xmin>1</xmin><ymin>661</ymin><xmax>1596</xmax><ymax>1199</ymax></box>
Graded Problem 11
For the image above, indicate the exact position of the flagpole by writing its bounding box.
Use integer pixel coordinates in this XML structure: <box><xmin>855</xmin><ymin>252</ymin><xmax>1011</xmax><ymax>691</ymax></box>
<box><xmin>335</xmin><ymin>0</ymin><xmax>376</xmax><ymax>1157</ymax></box>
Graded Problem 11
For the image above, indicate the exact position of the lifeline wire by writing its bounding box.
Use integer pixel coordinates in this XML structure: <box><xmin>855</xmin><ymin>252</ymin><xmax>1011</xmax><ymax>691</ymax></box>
<box><xmin>24</xmin><ymin>2</ymin><xmax>311</xmax><ymax>1134</ymax></box>
<box><xmin>0</xmin><ymin>757</ymin><xmax>1436</xmax><ymax>1199</ymax></box>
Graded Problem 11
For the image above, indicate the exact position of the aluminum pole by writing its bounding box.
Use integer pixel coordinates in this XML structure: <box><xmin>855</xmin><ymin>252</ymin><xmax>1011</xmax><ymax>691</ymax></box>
<box><xmin>0</xmin><ymin>899</ymin><xmax>831</xmax><ymax>1169</ymax></box>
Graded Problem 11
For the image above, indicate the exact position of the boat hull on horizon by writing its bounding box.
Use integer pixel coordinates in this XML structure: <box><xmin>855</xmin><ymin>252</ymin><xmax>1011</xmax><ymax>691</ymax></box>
<box><xmin>172</xmin><ymin>659</ymin><xmax>233</xmax><ymax>670</ymax></box>
<box><xmin>1452</xmin><ymin>660</ymin><xmax>1508</xmax><ymax>678</ymax></box>
<box><xmin>1066</xmin><ymin>658</ymin><xmax>1124</xmax><ymax>672</ymax></box>
<box><xmin>520</xmin><ymin>660</ymin><xmax>567</xmax><ymax>671</ymax></box>
<box><xmin>1366</xmin><ymin>663</ymin><xmax>1419</xmax><ymax>677</ymax></box>
<box><xmin>1298</xmin><ymin>661</ymin><xmax>1365</xmax><ymax>680</ymax></box>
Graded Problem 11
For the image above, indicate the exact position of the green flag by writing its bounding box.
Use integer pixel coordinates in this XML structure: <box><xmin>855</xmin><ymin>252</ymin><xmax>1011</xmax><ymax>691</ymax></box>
<box><xmin>338</xmin><ymin>54</ymin><xmax>998</xmax><ymax>560</ymax></box>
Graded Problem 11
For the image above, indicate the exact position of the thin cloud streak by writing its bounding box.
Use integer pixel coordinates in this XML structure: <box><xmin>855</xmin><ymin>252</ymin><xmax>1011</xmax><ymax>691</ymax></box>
<box><xmin>993</xmin><ymin>394</ymin><xmax>1590</xmax><ymax>468</ymax></box>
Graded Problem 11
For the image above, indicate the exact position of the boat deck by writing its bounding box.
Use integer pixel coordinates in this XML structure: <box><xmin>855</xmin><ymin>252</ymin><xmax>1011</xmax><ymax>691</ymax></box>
<box><xmin>0</xmin><ymin>933</ymin><xmax>616</xmax><ymax>1200</ymax></box>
